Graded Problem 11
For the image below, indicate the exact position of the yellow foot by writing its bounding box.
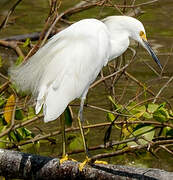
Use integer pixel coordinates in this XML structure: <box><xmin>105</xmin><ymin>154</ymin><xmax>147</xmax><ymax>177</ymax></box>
<box><xmin>78</xmin><ymin>156</ymin><xmax>91</xmax><ymax>171</ymax></box>
<box><xmin>60</xmin><ymin>154</ymin><xmax>77</xmax><ymax>164</ymax></box>
<box><xmin>94</xmin><ymin>160</ymin><xmax>108</xmax><ymax>165</ymax></box>
<box><xmin>60</xmin><ymin>154</ymin><xmax>69</xmax><ymax>164</ymax></box>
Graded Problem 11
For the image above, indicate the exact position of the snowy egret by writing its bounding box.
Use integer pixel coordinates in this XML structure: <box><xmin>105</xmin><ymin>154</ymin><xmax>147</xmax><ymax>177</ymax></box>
<box><xmin>9</xmin><ymin>16</ymin><xmax>162</xmax><ymax>167</ymax></box>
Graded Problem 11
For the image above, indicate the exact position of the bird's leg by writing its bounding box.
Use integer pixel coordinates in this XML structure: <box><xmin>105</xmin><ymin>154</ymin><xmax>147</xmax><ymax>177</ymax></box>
<box><xmin>59</xmin><ymin>115</ymin><xmax>68</xmax><ymax>164</ymax></box>
<box><xmin>78</xmin><ymin>94</ymin><xmax>108</xmax><ymax>170</ymax></box>
<box><xmin>77</xmin><ymin>91</ymin><xmax>107</xmax><ymax>170</ymax></box>
<box><xmin>78</xmin><ymin>95</ymin><xmax>92</xmax><ymax>171</ymax></box>
<box><xmin>59</xmin><ymin>112</ymin><xmax>77</xmax><ymax>164</ymax></box>
<box><xmin>78</xmin><ymin>93</ymin><xmax>90</xmax><ymax>155</ymax></box>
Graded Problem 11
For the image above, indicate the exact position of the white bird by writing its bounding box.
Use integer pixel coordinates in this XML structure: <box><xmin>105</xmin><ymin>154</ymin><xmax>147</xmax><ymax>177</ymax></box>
<box><xmin>9</xmin><ymin>16</ymin><xmax>162</xmax><ymax>165</ymax></box>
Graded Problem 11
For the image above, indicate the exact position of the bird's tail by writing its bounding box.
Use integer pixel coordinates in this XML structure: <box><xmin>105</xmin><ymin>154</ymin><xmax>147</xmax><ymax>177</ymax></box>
<box><xmin>9</xmin><ymin>60</ymin><xmax>41</xmax><ymax>96</ymax></box>
<box><xmin>8</xmin><ymin>45</ymin><xmax>54</xmax><ymax>96</ymax></box>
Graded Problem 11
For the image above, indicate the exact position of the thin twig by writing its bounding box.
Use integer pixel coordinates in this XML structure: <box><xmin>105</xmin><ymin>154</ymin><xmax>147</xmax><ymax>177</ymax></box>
<box><xmin>90</xmin><ymin>139</ymin><xmax>173</xmax><ymax>162</ymax></box>
<box><xmin>124</xmin><ymin>71</ymin><xmax>155</xmax><ymax>96</ymax></box>
<box><xmin>153</xmin><ymin>75</ymin><xmax>173</xmax><ymax>103</ymax></box>
<box><xmin>0</xmin><ymin>40</ymin><xmax>24</xmax><ymax>58</ymax></box>
<box><xmin>0</xmin><ymin>0</ymin><xmax>23</xmax><ymax>29</ymax></box>
<box><xmin>8</xmin><ymin>119</ymin><xmax>173</xmax><ymax>148</ymax></box>
<box><xmin>159</xmin><ymin>145</ymin><xmax>173</xmax><ymax>156</ymax></box>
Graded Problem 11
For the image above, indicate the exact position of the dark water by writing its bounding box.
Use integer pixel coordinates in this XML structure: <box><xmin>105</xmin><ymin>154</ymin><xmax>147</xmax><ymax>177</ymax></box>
<box><xmin>0</xmin><ymin>0</ymin><xmax>173</xmax><ymax>172</ymax></box>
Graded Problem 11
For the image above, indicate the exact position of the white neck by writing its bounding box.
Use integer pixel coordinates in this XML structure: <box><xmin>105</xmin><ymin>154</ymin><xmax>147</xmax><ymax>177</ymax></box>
<box><xmin>108</xmin><ymin>32</ymin><xmax>130</xmax><ymax>61</ymax></box>
<box><xmin>102</xmin><ymin>16</ymin><xmax>144</xmax><ymax>61</ymax></box>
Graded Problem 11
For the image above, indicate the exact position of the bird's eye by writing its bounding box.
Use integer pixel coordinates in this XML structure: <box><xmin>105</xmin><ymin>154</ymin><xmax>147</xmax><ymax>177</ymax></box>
<box><xmin>139</xmin><ymin>31</ymin><xmax>147</xmax><ymax>41</ymax></box>
<box><xmin>139</xmin><ymin>31</ymin><xmax>144</xmax><ymax>37</ymax></box>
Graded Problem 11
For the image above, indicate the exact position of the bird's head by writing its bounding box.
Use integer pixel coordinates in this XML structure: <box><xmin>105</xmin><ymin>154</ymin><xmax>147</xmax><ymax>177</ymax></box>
<box><xmin>103</xmin><ymin>16</ymin><xmax>162</xmax><ymax>70</ymax></box>
<box><xmin>129</xmin><ymin>17</ymin><xmax>163</xmax><ymax>70</ymax></box>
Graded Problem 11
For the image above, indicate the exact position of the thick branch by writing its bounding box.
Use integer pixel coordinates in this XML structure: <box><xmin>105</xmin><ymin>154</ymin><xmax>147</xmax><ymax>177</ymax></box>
<box><xmin>0</xmin><ymin>148</ymin><xmax>172</xmax><ymax>180</ymax></box>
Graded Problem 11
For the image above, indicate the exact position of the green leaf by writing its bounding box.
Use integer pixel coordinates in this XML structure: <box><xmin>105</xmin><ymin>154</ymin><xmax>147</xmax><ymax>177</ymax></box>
<box><xmin>15</xmin><ymin>109</ymin><xmax>24</xmax><ymax>120</ymax></box>
<box><xmin>166</xmin><ymin>128</ymin><xmax>173</xmax><ymax>136</ymax></box>
<box><xmin>113</xmin><ymin>143</ymin><xmax>126</xmax><ymax>150</ymax></box>
<box><xmin>158</xmin><ymin>102</ymin><xmax>166</xmax><ymax>108</ymax></box>
<box><xmin>0</xmin><ymin>126</ymin><xmax>8</xmax><ymax>148</ymax></box>
<box><xmin>128</xmin><ymin>126</ymin><xmax>155</xmax><ymax>147</ymax></box>
<box><xmin>153</xmin><ymin>107</ymin><xmax>169</xmax><ymax>122</ymax></box>
<box><xmin>147</xmin><ymin>103</ymin><xmax>159</xmax><ymax>113</ymax></box>
<box><xmin>162</xmin><ymin>127</ymin><xmax>172</xmax><ymax>136</ymax></box>
<box><xmin>64</xmin><ymin>106</ymin><xmax>73</xmax><ymax>127</ymax></box>
<box><xmin>22</xmin><ymin>38</ymin><xmax>31</xmax><ymax>47</ymax></box>
<box><xmin>127</xmin><ymin>111</ymin><xmax>145</xmax><ymax>121</ymax></box>
<box><xmin>122</xmin><ymin>124</ymin><xmax>133</xmax><ymax>137</ymax></box>
<box><xmin>17</xmin><ymin>127</ymin><xmax>34</xmax><ymax>139</ymax></box>
<box><xmin>128</xmin><ymin>104</ymin><xmax>146</xmax><ymax>115</ymax></box>
<box><xmin>107</xmin><ymin>112</ymin><xmax>120</xmax><ymax>129</ymax></box>
<box><xmin>135</xmin><ymin>105</ymin><xmax>146</xmax><ymax>112</ymax></box>
<box><xmin>0</xmin><ymin>136</ymin><xmax>8</xmax><ymax>149</ymax></box>
<box><xmin>0</xmin><ymin>125</ymin><xmax>7</xmax><ymax>133</ymax></box>
<box><xmin>126</xmin><ymin>102</ymin><xmax>138</xmax><ymax>114</ymax></box>
<box><xmin>107</xmin><ymin>96</ymin><xmax>122</xmax><ymax>111</ymax></box>
<box><xmin>143</xmin><ymin>112</ymin><xmax>153</xmax><ymax>119</ymax></box>
<box><xmin>107</xmin><ymin>112</ymin><xmax>115</xmax><ymax>122</ymax></box>
<box><xmin>23</xmin><ymin>127</ymin><xmax>34</xmax><ymax>138</ymax></box>
<box><xmin>9</xmin><ymin>130</ymin><xmax>20</xmax><ymax>142</ymax></box>
<box><xmin>9</xmin><ymin>127</ymin><xmax>34</xmax><ymax>142</ymax></box>
<box><xmin>15</xmin><ymin>56</ymin><xmax>24</xmax><ymax>66</ymax></box>
<box><xmin>169</xmin><ymin>110</ymin><xmax>173</xmax><ymax>117</ymax></box>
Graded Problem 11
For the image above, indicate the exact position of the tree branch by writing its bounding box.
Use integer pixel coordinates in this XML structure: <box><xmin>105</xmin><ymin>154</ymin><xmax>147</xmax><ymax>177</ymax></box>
<box><xmin>0</xmin><ymin>148</ymin><xmax>172</xmax><ymax>180</ymax></box>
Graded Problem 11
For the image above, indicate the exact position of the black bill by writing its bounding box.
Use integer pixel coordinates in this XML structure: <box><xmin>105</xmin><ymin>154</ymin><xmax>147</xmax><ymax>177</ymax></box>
<box><xmin>143</xmin><ymin>39</ymin><xmax>163</xmax><ymax>70</ymax></box>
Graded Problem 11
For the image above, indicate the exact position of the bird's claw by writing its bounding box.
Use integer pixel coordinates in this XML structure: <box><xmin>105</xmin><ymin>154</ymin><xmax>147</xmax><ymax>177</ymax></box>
<box><xmin>60</xmin><ymin>154</ymin><xmax>77</xmax><ymax>164</ymax></box>
<box><xmin>78</xmin><ymin>156</ymin><xmax>108</xmax><ymax>171</ymax></box>
<box><xmin>60</xmin><ymin>154</ymin><xmax>69</xmax><ymax>164</ymax></box>
<box><xmin>78</xmin><ymin>156</ymin><xmax>91</xmax><ymax>171</ymax></box>
<box><xmin>94</xmin><ymin>160</ymin><xmax>108</xmax><ymax>165</ymax></box>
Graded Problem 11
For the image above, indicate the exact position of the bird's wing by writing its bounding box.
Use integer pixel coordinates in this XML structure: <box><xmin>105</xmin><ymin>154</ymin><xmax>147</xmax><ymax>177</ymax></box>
<box><xmin>35</xmin><ymin>19</ymin><xmax>111</xmax><ymax>122</ymax></box>
<box><xmin>9</xmin><ymin>19</ymin><xmax>110</xmax><ymax>122</ymax></box>
<box><xmin>9</xmin><ymin>27</ymin><xmax>69</xmax><ymax>96</ymax></box>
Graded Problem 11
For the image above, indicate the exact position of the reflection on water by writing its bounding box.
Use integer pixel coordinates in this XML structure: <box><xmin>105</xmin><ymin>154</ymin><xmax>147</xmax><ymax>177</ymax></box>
<box><xmin>0</xmin><ymin>0</ymin><xmax>173</xmax><ymax>172</ymax></box>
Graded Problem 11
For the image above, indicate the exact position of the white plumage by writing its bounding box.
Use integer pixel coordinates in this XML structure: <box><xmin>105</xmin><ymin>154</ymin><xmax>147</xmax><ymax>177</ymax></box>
<box><xmin>9</xmin><ymin>16</ymin><xmax>162</xmax><ymax>123</ymax></box>
<box><xmin>9</xmin><ymin>19</ymin><xmax>110</xmax><ymax>122</ymax></box>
